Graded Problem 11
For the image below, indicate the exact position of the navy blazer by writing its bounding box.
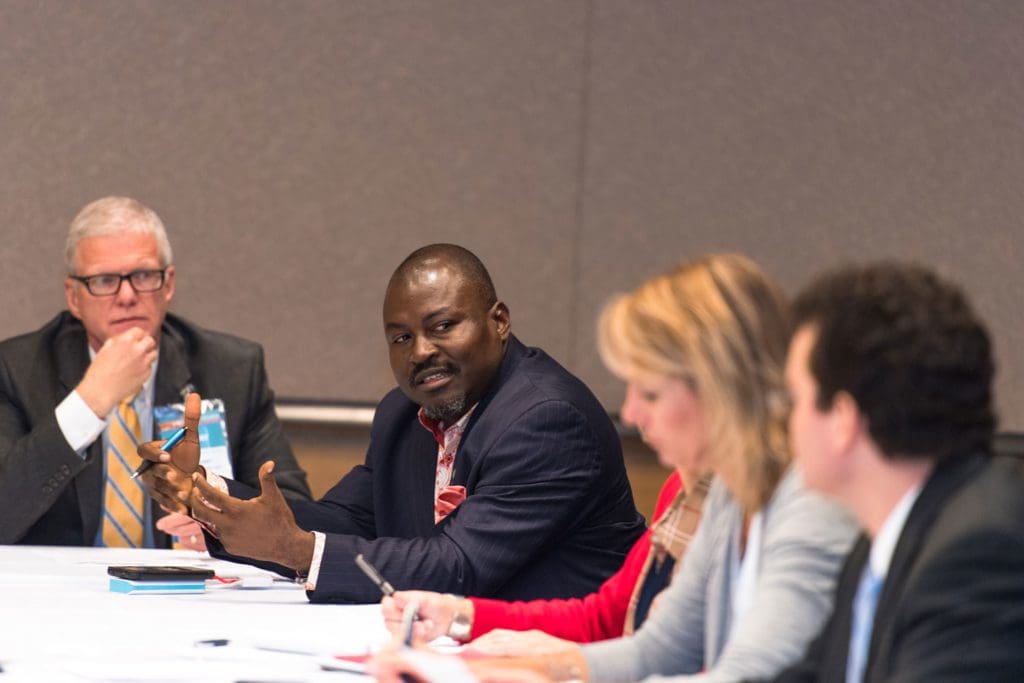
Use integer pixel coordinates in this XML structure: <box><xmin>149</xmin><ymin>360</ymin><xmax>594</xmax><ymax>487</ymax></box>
<box><xmin>0</xmin><ymin>311</ymin><xmax>310</xmax><ymax>545</ymax></box>
<box><xmin>765</xmin><ymin>453</ymin><xmax>1024</xmax><ymax>683</ymax></box>
<box><xmin>218</xmin><ymin>336</ymin><xmax>646</xmax><ymax>603</ymax></box>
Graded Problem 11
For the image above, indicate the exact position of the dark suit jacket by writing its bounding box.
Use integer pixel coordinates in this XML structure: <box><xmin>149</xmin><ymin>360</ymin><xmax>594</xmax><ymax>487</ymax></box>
<box><xmin>766</xmin><ymin>453</ymin><xmax>1024</xmax><ymax>683</ymax></box>
<box><xmin>214</xmin><ymin>336</ymin><xmax>646</xmax><ymax>603</ymax></box>
<box><xmin>0</xmin><ymin>311</ymin><xmax>310</xmax><ymax>545</ymax></box>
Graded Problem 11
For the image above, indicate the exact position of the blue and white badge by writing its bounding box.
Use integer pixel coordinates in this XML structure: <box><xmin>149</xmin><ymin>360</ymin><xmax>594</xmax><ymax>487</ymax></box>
<box><xmin>153</xmin><ymin>398</ymin><xmax>234</xmax><ymax>479</ymax></box>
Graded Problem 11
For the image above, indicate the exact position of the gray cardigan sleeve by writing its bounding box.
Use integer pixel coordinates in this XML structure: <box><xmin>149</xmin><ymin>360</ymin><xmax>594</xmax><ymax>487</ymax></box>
<box><xmin>582</xmin><ymin>481</ymin><xmax>732</xmax><ymax>681</ymax></box>
<box><xmin>583</xmin><ymin>469</ymin><xmax>858</xmax><ymax>683</ymax></box>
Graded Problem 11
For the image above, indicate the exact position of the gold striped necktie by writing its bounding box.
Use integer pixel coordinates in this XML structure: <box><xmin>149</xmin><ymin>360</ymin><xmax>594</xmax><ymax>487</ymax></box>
<box><xmin>102</xmin><ymin>398</ymin><xmax>145</xmax><ymax>547</ymax></box>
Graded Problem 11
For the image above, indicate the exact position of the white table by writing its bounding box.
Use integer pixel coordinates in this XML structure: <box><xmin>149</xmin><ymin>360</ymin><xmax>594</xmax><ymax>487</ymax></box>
<box><xmin>0</xmin><ymin>546</ymin><xmax>391</xmax><ymax>682</ymax></box>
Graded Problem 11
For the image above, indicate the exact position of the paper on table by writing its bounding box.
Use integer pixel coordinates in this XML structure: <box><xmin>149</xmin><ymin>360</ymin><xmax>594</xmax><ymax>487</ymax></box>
<box><xmin>401</xmin><ymin>649</ymin><xmax>478</xmax><ymax>683</ymax></box>
<box><xmin>318</xmin><ymin>654</ymin><xmax>368</xmax><ymax>673</ymax></box>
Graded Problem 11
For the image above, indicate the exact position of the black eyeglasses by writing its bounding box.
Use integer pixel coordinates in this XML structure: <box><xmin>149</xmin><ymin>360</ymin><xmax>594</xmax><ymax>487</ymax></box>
<box><xmin>70</xmin><ymin>269</ymin><xmax>168</xmax><ymax>296</ymax></box>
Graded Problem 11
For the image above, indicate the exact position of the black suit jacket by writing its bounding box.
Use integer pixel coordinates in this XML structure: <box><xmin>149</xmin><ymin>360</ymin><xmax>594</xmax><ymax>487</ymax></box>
<box><xmin>214</xmin><ymin>336</ymin><xmax>646</xmax><ymax>603</ymax></box>
<box><xmin>0</xmin><ymin>311</ymin><xmax>310</xmax><ymax>545</ymax></box>
<box><xmin>767</xmin><ymin>453</ymin><xmax>1024</xmax><ymax>683</ymax></box>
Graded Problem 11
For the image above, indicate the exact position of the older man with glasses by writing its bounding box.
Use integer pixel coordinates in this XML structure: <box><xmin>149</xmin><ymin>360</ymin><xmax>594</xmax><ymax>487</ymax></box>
<box><xmin>0</xmin><ymin>196</ymin><xmax>310</xmax><ymax>548</ymax></box>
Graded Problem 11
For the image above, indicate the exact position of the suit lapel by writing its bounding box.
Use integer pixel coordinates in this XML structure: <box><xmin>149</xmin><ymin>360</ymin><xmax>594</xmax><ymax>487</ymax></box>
<box><xmin>823</xmin><ymin>535</ymin><xmax>870</xmax><ymax>681</ymax></box>
<box><xmin>451</xmin><ymin>336</ymin><xmax>525</xmax><ymax>489</ymax></box>
<box><xmin>154</xmin><ymin>321</ymin><xmax>192</xmax><ymax>407</ymax></box>
<box><xmin>401</xmin><ymin>418</ymin><xmax>439</xmax><ymax>536</ymax></box>
<box><xmin>54</xmin><ymin>318</ymin><xmax>90</xmax><ymax>395</ymax></box>
<box><xmin>866</xmin><ymin>454</ymin><xmax>987</xmax><ymax>679</ymax></box>
<box><xmin>401</xmin><ymin>338</ymin><xmax>526</xmax><ymax>531</ymax></box>
<box><xmin>54</xmin><ymin>315</ymin><xmax>106</xmax><ymax>543</ymax></box>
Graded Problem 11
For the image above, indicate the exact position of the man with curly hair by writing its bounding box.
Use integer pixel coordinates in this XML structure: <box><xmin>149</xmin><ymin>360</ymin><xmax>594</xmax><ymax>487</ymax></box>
<box><xmin>770</xmin><ymin>262</ymin><xmax>1024</xmax><ymax>682</ymax></box>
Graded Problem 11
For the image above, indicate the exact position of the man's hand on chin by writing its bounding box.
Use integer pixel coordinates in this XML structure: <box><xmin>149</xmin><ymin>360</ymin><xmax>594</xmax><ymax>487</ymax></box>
<box><xmin>76</xmin><ymin>328</ymin><xmax>157</xmax><ymax>418</ymax></box>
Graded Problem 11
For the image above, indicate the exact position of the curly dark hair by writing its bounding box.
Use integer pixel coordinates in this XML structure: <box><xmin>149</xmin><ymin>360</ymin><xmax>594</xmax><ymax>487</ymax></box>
<box><xmin>793</xmin><ymin>262</ymin><xmax>995</xmax><ymax>461</ymax></box>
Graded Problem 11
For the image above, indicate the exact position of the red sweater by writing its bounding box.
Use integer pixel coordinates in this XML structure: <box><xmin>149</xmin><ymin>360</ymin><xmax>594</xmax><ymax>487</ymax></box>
<box><xmin>470</xmin><ymin>471</ymin><xmax>683</xmax><ymax>642</ymax></box>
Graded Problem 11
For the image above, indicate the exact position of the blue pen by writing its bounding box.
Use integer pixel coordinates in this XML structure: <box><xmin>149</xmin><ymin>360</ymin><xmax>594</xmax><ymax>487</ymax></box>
<box><xmin>130</xmin><ymin>426</ymin><xmax>188</xmax><ymax>479</ymax></box>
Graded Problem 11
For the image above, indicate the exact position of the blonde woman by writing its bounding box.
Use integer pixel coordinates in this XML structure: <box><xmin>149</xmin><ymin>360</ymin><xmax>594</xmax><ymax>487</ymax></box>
<box><xmin>375</xmin><ymin>254</ymin><xmax>858</xmax><ymax>683</ymax></box>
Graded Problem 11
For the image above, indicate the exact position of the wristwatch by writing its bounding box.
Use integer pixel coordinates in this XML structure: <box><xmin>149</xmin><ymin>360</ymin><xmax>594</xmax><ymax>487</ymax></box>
<box><xmin>445</xmin><ymin>594</ymin><xmax>473</xmax><ymax>642</ymax></box>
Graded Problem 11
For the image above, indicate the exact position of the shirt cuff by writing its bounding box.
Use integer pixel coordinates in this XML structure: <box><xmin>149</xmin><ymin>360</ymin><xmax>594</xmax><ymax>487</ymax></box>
<box><xmin>204</xmin><ymin>469</ymin><xmax>230</xmax><ymax>494</ymax></box>
<box><xmin>55</xmin><ymin>390</ymin><xmax>107</xmax><ymax>456</ymax></box>
<box><xmin>304</xmin><ymin>531</ymin><xmax>327</xmax><ymax>591</ymax></box>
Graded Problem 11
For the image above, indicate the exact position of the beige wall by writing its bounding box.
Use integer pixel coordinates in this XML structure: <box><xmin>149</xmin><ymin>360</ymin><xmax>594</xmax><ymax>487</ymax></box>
<box><xmin>2</xmin><ymin>2</ymin><xmax>1022</xmax><ymax>427</ymax></box>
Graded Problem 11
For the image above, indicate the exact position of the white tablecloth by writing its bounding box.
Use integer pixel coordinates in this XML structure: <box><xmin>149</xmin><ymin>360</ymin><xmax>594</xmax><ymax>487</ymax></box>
<box><xmin>0</xmin><ymin>545</ymin><xmax>390</xmax><ymax>682</ymax></box>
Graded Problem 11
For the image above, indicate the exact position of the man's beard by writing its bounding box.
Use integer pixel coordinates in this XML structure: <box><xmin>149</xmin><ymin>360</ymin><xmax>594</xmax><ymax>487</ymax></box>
<box><xmin>423</xmin><ymin>394</ymin><xmax>469</xmax><ymax>426</ymax></box>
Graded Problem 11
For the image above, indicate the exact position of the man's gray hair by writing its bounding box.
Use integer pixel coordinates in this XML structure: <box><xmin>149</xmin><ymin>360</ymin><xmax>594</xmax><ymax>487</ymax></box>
<box><xmin>65</xmin><ymin>196</ymin><xmax>173</xmax><ymax>274</ymax></box>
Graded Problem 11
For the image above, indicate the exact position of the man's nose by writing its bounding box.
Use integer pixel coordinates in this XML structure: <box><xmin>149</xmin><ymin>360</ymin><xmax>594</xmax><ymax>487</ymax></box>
<box><xmin>411</xmin><ymin>335</ymin><xmax>437</xmax><ymax>363</ymax></box>
<box><xmin>113</xmin><ymin>277</ymin><xmax>139</xmax><ymax>304</ymax></box>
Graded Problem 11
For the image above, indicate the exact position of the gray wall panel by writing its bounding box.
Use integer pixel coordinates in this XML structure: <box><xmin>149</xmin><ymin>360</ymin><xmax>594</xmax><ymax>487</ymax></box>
<box><xmin>0</xmin><ymin>1</ymin><xmax>1022</xmax><ymax>427</ymax></box>
<box><xmin>577</xmin><ymin>1</ymin><xmax>1024</xmax><ymax>424</ymax></box>
<box><xmin>0</xmin><ymin>1</ymin><xmax>586</xmax><ymax>402</ymax></box>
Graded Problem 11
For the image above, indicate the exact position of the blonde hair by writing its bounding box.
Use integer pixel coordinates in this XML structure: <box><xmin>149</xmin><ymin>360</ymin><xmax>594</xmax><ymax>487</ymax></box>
<box><xmin>598</xmin><ymin>254</ymin><xmax>792</xmax><ymax>512</ymax></box>
<box><xmin>65</xmin><ymin>196</ymin><xmax>172</xmax><ymax>274</ymax></box>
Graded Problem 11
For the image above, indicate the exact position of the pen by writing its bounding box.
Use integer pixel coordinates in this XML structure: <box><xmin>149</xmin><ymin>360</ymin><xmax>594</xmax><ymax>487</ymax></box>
<box><xmin>355</xmin><ymin>550</ymin><xmax>422</xmax><ymax>671</ymax></box>
<box><xmin>353</xmin><ymin>556</ymin><xmax>418</xmax><ymax>682</ymax></box>
<box><xmin>131</xmin><ymin>426</ymin><xmax>188</xmax><ymax>479</ymax></box>
<box><xmin>196</xmin><ymin>638</ymin><xmax>229</xmax><ymax>647</ymax></box>
<box><xmin>400</xmin><ymin>600</ymin><xmax>420</xmax><ymax>647</ymax></box>
<box><xmin>354</xmin><ymin>553</ymin><xmax>395</xmax><ymax>597</ymax></box>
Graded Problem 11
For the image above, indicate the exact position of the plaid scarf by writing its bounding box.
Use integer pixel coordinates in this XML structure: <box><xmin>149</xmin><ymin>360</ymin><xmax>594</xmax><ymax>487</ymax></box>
<box><xmin>623</xmin><ymin>473</ymin><xmax>713</xmax><ymax>635</ymax></box>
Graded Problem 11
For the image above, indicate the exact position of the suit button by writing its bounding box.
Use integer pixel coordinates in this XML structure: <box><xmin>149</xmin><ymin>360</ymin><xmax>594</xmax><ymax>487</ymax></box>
<box><xmin>42</xmin><ymin>486</ymin><xmax>52</xmax><ymax>494</ymax></box>
<box><xmin>61</xmin><ymin>465</ymin><xmax>71</xmax><ymax>475</ymax></box>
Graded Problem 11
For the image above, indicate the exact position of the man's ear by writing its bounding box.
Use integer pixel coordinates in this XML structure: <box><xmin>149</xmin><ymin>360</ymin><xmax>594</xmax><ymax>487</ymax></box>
<box><xmin>829</xmin><ymin>390</ymin><xmax>865</xmax><ymax>457</ymax></box>
<box><xmin>490</xmin><ymin>301</ymin><xmax>511</xmax><ymax>340</ymax></box>
<box><xmin>162</xmin><ymin>265</ymin><xmax>176</xmax><ymax>305</ymax></box>
<box><xmin>64</xmin><ymin>278</ymin><xmax>83</xmax><ymax>320</ymax></box>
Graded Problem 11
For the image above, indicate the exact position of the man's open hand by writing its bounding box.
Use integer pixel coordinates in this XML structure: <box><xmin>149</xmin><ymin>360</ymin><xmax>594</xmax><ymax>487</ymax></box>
<box><xmin>190</xmin><ymin>460</ymin><xmax>315</xmax><ymax>571</ymax></box>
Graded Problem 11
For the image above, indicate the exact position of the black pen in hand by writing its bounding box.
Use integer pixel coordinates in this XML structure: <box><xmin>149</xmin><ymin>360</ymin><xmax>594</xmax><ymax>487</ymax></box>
<box><xmin>355</xmin><ymin>556</ymin><xmax>423</xmax><ymax>627</ymax></box>
<box><xmin>355</xmin><ymin>554</ymin><xmax>419</xmax><ymax>682</ymax></box>
<box><xmin>355</xmin><ymin>553</ymin><xmax>397</xmax><ymax>596</ymax></box>
<box><xmin>355</xmin><ymin>554</ymin><xmax>420</xmax><ymax>630</ymax></box>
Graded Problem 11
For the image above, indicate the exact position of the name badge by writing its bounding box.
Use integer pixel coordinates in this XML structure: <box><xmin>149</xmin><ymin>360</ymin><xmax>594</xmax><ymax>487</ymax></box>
<box><xmin>153</xmin><ymin>399</ymin><xmax>234</xmax><ymax>479</ymax></box>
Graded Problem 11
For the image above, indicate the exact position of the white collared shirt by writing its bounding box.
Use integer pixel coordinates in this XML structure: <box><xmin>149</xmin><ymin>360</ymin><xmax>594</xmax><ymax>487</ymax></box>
<box><xmin>868</xmin><ymin>482</ymin><xmax>924</xmax><ymax>581</ymax></box>
<box><xmin>845</xmin><ymin>482</ymin><xmax>923</xmax><ymax>683</ymax></box>
<box><xmin>55</xmin><ymin>346</ymin><xmax>159</xmax><ymax>454</ymax></box>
